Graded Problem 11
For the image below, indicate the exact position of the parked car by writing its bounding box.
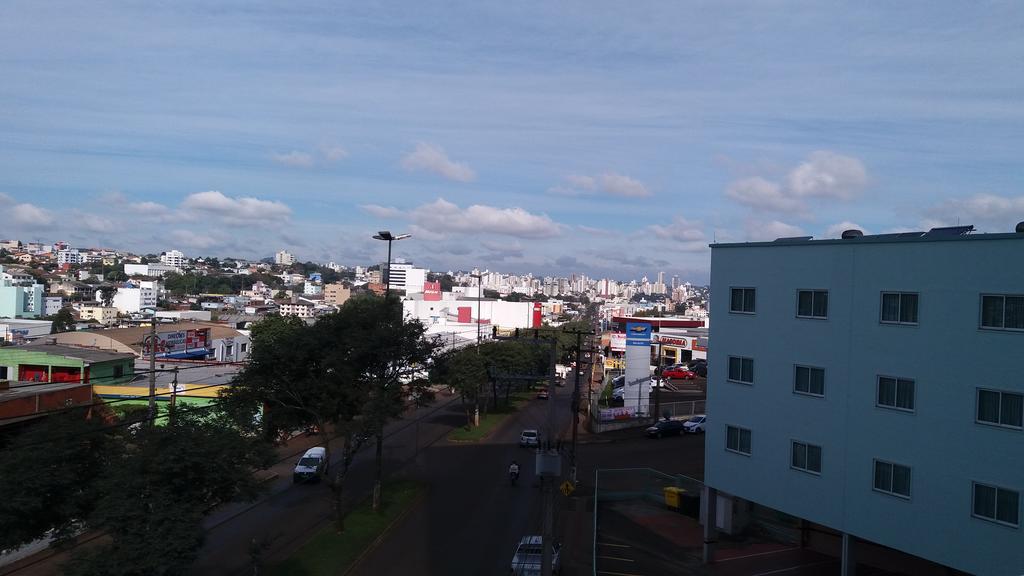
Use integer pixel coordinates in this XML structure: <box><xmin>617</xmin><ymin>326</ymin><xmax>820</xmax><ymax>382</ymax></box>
<box><xmin>536</xmin><ymin>389</ymin><xmax>550</xmax><ymax>400</ymax></box>
<box><xmin>662</xmin><ymin>367</ymin><xmax>697</xmax><ymax>380</ymax></box>
<box><xmin>646</xmin><ymin>419</ymin><xmax>686</xmax><ymax>438</ymax></box>
<box><xmin>510</xmin><ymin>535</ymin><xmax>561</xmax><ymax>575</ymax></box>
<box><xmin>520</xmin><ymin>429</ymin><xmax>539</xmax><ymax>448</ymax></box>
<box><xmin>682</xmin><ymin>414</ymin><xmax>706</xmax><ymax>434</ymax></box>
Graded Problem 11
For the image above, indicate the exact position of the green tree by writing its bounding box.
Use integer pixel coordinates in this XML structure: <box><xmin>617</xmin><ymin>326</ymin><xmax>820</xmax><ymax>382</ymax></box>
<box><xmin>431</xmin><ymin>347</ymin><xmax>487</xmax><ymax>427</ymax></box>
<box><xmin>64</xmin><ymin>409</ymin><xmax>272</xmax><ymax>576</ymax></box>
<box><xmin>49</xmin><ymin>308</ymin><xmax>76</xmax><ymax>333</ymax></box>
<box><xmin>98</xmin><ymin>285</ymin><xmax>117</xmax><ymax>307</ymax></box>
<box><xmin>0</xmin><ymin>409</ymin><xmax>113</xmax><ymax>551</ymax></box>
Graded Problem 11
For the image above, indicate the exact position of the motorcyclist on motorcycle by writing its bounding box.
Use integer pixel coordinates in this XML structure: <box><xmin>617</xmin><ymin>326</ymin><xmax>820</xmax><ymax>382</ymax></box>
<box><xmin>509</xmin><ymin>460</ymin><xmax>520</xmax><ymax>484</ymax></box>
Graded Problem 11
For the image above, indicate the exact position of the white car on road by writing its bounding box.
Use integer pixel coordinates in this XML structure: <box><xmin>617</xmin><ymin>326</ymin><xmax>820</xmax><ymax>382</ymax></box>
<box><xmin>510</xmin><ymin>535</ymin><xmax>560</xmax><ymax>575</ymax></box>
<box><xmin>519</xmin><ymin>429</ymin><xmax>539</xmax><ymax>448</ymax></box>
<box><xmin>682</xmin><ymin>414</ymin><xmax>706</xmax><ymax>434</ymax></box>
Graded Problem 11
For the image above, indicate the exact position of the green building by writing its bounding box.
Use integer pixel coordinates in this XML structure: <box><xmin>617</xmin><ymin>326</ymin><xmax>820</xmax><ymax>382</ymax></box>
<box><xmin>0</xmin><ymin>344</ymin><xmax>135</xmax><ymax>384</ymax></box>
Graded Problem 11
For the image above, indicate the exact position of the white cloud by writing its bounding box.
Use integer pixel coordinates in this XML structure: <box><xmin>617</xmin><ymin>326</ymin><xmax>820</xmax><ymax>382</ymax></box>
<box><xmin>551</xmin><ymin>172</ymin><xmax>652</xmax><ymax>198</ymax></box>
<box><xmin>169</xmin><ymin>229</ymin><xmax>221</xmax><ymax>250</ymax></box>
<box><xmin>481</xmin><ymin>239</ymin><xmax>524</xmax><ymax>260</ymax></box>
<box><xmin>787</xmin><ymin>151</ymin><xmax>867</xmax><ymax>199</ymax></box>
<box><xmin>725</xmin><ymin>177</ymin><xmax>803</xmax><ymax>212</ymax></box>
<box><xmin>129</xmin><ymin>201</ymin><xmax>171</xmax><ymax>215</ymax></box>
<box><xmin>401</xmin><ymin>143</ymin><xmax>476</xmax><ymax>182</ymax></box>
<box><xmin>0</xmin><ymin>192</ymin><xmax>15</xmax><ymax>205</ymax></box>
<box><xmin>648</xmin><ymin>216</ymin><xmax>708</xmax><ymax>252</ymax></box>
<box><xmin>599</xmin><ymin>173</ymin><xmax>651</xmax><ymax>198</ymax></box>
<box><xmin>272</xmin><ymin>151</ymin><xmax>315</xmax><ymax>168</ymax></box>
<box><xmin>11</xmin><ymin>203</ymin><xmax>54</xmax><ymax>226</ymax></box>
<box><xmin>410</xmin><ymin>198</ymin><xmax>560</xmax><ymax>239</ymax></box>
<box><xmin>745</xmin><ymin>219</ymin><xmax>805</xmax><ymax>241</ymax></box>
<box><xmin>927</xmin><ymin>193</ymin><xmax>1024</xmax><ymax>231</ymax></box>
<box><xmin>76</xmin><ymin>212</ymin><xmax>117</xmax><ymax>233</ymax></box>
<box><xmin>824</xmin><ymin>221</ymin><xmax>868</xmax><ymax>238</ymax></box>
<box><xmin>359</xmin><ymin>204</ymin><xmax>404</xmax><ymax>219</ymax></box>
<box><xmin>320</xmin><ymin>145</ymin><xmax>349</xmax><ymax>162</ymax></box>
<box><xmin>724</xmin><ymin>151</ymin><xmax>867</xmax><ymax>214</ymax></box>
<box><xmin>181</xmin><ymin>191</ymin><xmax>292</xmax><ymax>225</ymax></box>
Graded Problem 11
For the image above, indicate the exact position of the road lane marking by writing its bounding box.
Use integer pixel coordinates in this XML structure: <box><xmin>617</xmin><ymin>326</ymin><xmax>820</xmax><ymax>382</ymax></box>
<box><xmin>597</xmin><ymin>571</ymin><xmax>644</xmax><ymax>576</ymax></box>
<box><xmin>751</xmin><ymin>560</ymin><xmax>835</xmax><ymax>576</ymax></box>
<box><xmin>716</xmin><ymin>547</ymin><xmax>800</xmax><ymax>562</ymax></box>
<box><xmin>598</xmin><ymin>542</ymin><xmax>631</xmax><ymax>548</ymax></box>
<box><xmin>598</xmin><ymin>555</ymin><xmax>635</xmax><ymax>562</ymax></box>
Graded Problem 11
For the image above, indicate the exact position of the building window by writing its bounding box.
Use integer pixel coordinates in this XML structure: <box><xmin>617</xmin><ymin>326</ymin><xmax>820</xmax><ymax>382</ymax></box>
<box><xmin>791</xmin><ymin>441</ymin><xmax>822</xmax><ymax>474</ymax></box>
<box><xmin>881</xmin><ymin>292</ymin><xmax>918</xmax><ymax>325</ymax></box>
<box><xmin>973</xmin><ymin>482</ymin><xmax>1020</xmax><ymax>527</ymax></box>
<box><xmin>873</xmin><ymin>460</ymin><xmax>911</xmax><ymax>499</ymax></box>
<box><xmin>976</xmin><ymin>389</ymin><xmax>1024</xmax><ymax>429</ymax></box>
<box><xmin>727</xmin><ymin>356</ymin><xmax>754</xmax><ymax>384</ymax></box>
<box><xmin>797</xmin><ymin>290</ymin><xmax>828</xmax><ymax>319</ymax></box>
<box><xmin>794</xmin><ymin>365</ymin><xmax>825</xmax><ymax>397</ymax></box>
<box><xmin>980</xmin><ymin>294</ymin><xmax>1024</xmax><ymax>331</ymax></box>
<box><xmin>877</xmin><ymin>376</ymin><xmax>915</xmax><ymax>412</ymax></box>
<box><xmin>240</xmin><ymin>343</ymin><xmax>248</xmax><ymax>353</ymax></box>
<box><xmin>113</xmin><ymin>365</ymin><xmax>124</xmax><ymax>379</ymax></box>
<box><xmin>726</xmin><ymin>425</ymin><xmax>752</xmax><ymax>455</ymax></box>
<box><xmin>730</xmin><ymin>288</ymin><xmax>756</xmax><ymax>314</ymax></box>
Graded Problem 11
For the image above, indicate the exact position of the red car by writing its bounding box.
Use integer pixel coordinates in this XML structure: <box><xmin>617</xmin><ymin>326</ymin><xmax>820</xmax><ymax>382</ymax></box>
<box><xmin>662</xmin><ymin>367</ymin><xmax>697</xmax><ymax>380</ymax></box>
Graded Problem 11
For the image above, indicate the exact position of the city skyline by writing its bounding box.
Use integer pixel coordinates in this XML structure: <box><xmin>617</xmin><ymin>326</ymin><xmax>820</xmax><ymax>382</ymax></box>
<box><xmin>3</xmin><ymin>3</ymin><xmax>1024</xmax><ymax>284</ymax></box>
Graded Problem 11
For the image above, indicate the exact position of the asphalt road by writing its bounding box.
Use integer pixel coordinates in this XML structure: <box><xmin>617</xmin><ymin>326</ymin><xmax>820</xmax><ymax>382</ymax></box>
<box><xmin>349</xmin><ymin>385</ymin><xmax>574</xmax><ymax>576</ymax></box>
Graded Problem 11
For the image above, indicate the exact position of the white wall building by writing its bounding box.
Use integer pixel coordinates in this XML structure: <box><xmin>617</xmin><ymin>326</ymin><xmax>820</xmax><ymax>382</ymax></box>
<box><xmin>706</xmin><ymin>226</ymin><xmax>1024</xmax><ymax>575</ymax></box>
<box><xmin>160</xmin><ymin>250</ymin><xmax>186</xmax><ymax>268</ymax></box>
<box><xmin>125</xmin><ymin>263</ymin><xmax>179</xmax><ymax>277</ymax></box>
<box><xmin>275</xmin><ymin>250</ymin><xmax>296</xmax><ymax>266</ymax></box>
<box><xmin>103</xmin><ymin>283</ymin><xmax>159</xmax><ymax>314</ymax></box>
<box><xmin>278</xmin><ymin>302</ymin><xmax>313</xmax><ymax>318</ymax></box>
<box><xmin>385</xmin><ymin>261</ymin><xmax>427</xmax><ymax>295</ymax></box>
<box><xmin>56</xmin><ymin>248</ymin><xmax>82</xmax><ymax>266</ymax></box>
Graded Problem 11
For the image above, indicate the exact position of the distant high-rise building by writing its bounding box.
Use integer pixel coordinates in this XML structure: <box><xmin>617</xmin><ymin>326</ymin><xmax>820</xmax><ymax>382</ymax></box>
<box><xmin>160</xmin><ymin>249</ymin><xmax>185</xmax><ymax>268</ymax></box>
<box><xmin>275</xmin><ymin>250</ymin><xmax>296</xmax><ymax>265</ymax></box>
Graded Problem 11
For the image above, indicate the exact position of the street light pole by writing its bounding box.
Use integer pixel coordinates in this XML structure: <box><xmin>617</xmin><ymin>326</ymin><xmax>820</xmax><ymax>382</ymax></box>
<box><xmin>372</xmin><ymin>231</ymin><xmax>411</xmax><ymax>299</ymax></box>
<box><xmin>369</xmin><ymin>230</ymin><xmax>410</xmax><ymax>513</ymax></box>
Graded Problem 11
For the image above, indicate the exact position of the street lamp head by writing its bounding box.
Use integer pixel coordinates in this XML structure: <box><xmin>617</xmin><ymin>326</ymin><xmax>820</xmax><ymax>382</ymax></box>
<box><xmin>373</xmin><ymin>231</ymin><xmax>393</xmax><ymax>241</ymax></box>
<box><xmin>394</xmin><ymin>233</ymin><xmax>412</xmax><ymax>241</ymax></box>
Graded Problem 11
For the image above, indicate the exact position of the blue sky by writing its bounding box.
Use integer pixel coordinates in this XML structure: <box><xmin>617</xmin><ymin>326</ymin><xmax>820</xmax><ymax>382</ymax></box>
<box><xmin>2</xmin><ymin>1</ymin><xmax>1023</xmax><ymax>283</ymax></box>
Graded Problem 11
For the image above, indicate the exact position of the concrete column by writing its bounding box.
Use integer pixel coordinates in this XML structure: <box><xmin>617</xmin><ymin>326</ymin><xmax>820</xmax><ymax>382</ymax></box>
<box><xmin>702</xmin><ymin>486</ymin><xmax>717</xmax><ymax>563</ymax></box>
<box><xmin>841</xmin><ymin>532</ymin><xmax>856</xmax><ymax>576</ymax></box>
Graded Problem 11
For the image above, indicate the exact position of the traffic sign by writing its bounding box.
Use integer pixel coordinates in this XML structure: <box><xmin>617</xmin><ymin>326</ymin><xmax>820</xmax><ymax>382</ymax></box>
<box><xmin>560</xmin><ymin>481</ymin><xmax>575</xmax><ymax>496</ymax></box>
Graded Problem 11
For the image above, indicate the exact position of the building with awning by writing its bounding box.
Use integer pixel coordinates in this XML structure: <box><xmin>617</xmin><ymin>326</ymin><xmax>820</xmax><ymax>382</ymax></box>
<box><xmin>0</xmin><ymin>343</ymin><xmax>135</xmax><ymax>385</ymax></box>
<box><xmin>49</xmin><ymin>322</ymin><xmax>249</xmax><ymax>362</ymax></box>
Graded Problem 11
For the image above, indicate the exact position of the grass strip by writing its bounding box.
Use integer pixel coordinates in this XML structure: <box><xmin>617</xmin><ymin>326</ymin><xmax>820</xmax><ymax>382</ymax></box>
<box><xmin>269</xmin><ymin>480</ymin><xmax>423</xmax><ymax>576</ymax></box>
<box><xmin>446</xmin><ymin>390</ymin><xmax>533</xmax><ymax>443</ymax></box>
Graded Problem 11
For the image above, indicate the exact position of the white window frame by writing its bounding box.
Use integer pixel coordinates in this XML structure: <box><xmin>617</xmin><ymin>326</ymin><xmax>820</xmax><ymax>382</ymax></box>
<box><xmin>975</xmin><ymin>388</ymin><xmax>1023</xmax><ymax>430</ymax></box>
<box><xmin>980</xmin><ymin>294</ymin><xmax>1024</xmax><ymax>332</ymax></box>
<box><xmin>796</xmin><ymin>289</ymin><xmax>829</xmax><ymax>320</ymax></box>
<box><xmin>725</xmin><ymin>425</ymin><xmax>752</xmax><ymax>456</ymax></box>
<box><xmin>972</xmin><ymin>482</ymin><xmax>1020</xmax><ymax>528</ymax></box>
<box><xmin>793</xmin><ymin>365</ymin><xmax>825</xmax><ymax>397</ymax></box>
<box><xmin>872</xmin><ymin>459</ymin><xmax>912</xmax><ymax>500</ymax></box>
<box><xmin>880</xmin><ymin>291</ymin><xmax>919</xmax><ymax>325</ymax></box>
<box><xmin>729</xmin><ymin>287</ymin><xmax>756</xmax><ymax>314</ymax></box>
<box><xmin>727</xmin><ymin>356</ymin><xmax>754</xmax><ymax>385</ymax></box>
<box><xmin>876</xmin><ymin>375</ymin><xmax>916</xmax><ymax>413</ymax></box>
<box><xmin>790</xmin><ymin>440</ymin><xmax>822</xmax><ymax>475</ymax></box>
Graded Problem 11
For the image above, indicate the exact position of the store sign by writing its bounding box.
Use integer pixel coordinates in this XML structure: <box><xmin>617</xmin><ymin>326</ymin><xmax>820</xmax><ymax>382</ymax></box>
<box><xmin>142</xmin><ymin>328</ymin><xmax>211</xmax><ymax>355</ymax></box>
<box><xmin>625</xmin><ymin>323</ymin><xmax>651</xmax><ymax>347</ymax></box>
<box><xmin>610</xmin><ymin>333</ymin><xmax>626</xmax><ymax>352</ymax></box>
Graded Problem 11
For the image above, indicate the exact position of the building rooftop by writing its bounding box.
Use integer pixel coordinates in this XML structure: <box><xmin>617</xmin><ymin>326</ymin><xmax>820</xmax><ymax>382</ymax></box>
<box><xmin>711</xmin><ymin>225</ymin><xmax>1024</xmax><ymax>249</ymax></box>
<box><xmin>18</xmin><ymin>343</ymin><xmax>137</xmax><ymax>363</ymax></box>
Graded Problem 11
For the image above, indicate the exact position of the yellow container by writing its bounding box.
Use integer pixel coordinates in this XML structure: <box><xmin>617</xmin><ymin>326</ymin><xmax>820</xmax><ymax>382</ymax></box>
<box><xmin>663</xmin><ymin>486</ymin><xmax>685</xmax><ymax>509</ymax></box>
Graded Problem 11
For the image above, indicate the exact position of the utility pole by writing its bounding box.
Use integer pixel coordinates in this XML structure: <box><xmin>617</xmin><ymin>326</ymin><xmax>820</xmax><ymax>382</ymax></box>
<box><xmin>169</xmin><ymin>366</ymin><xmax>179</xmax><ymax>424</ymax></box>
<box><xmin>653</xmin><ymin>337</ymin><xmax>663</xmax><ymax>421</ymax></box>
<box><xmin>147</xmin><ymin>320</ymin><xmax>156</xmax><ymax>425</ymax></box>
<box><xmin>541</xmin><ymin>335</ymin><xmax>557</xmax><ymax>576</ymax></box>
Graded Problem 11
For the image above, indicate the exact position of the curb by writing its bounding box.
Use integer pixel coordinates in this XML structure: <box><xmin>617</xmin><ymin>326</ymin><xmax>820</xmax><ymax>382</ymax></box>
<box><xmin>341</xmin><ymin>487</ymin><xmax>428</xmax><ymax>576</ymax></box>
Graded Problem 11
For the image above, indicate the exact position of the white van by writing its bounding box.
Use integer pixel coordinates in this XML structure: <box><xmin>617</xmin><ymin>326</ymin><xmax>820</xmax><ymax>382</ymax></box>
<box><xmin>293</xmin><ymin>446</ymin><xmax>328</xmax><ymax>483</ymax></box>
